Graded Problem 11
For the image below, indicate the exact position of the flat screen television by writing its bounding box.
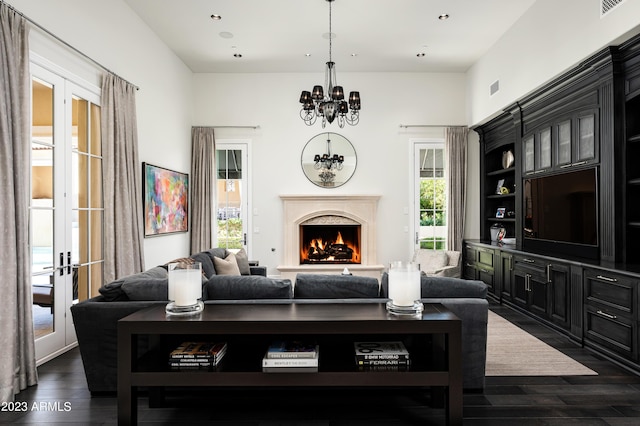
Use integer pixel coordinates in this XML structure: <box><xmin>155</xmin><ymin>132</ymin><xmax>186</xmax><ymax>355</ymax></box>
<box><xmin>523</xmin><ymin>167</ymin><xmax>599</xmax><ymax>259</ymax></box>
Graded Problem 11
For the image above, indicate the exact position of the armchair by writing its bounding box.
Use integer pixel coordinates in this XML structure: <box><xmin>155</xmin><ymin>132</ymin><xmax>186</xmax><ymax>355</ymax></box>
<box><xmin>413</xmin><ymin>249</ymin><xmax>461</xmax><ymax>278</ymax></box>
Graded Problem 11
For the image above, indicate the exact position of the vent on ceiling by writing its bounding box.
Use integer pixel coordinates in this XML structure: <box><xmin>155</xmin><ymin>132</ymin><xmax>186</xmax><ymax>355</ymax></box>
<box><xmin>490</xmin><ymin>80</ymin><xmax>500</xmax><ymax>96</ymax></box>
<box><xmin>601</xmin><ymin>0</ymin><xmax>625</xmax><ymax>17</ymax></box>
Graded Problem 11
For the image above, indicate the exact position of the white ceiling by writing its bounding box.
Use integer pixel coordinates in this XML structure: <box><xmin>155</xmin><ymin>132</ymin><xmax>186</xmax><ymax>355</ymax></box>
<box><xmin>124</xmin><ymin>0</ymin><xmax>537</xmax><ymax>73</ymax></box>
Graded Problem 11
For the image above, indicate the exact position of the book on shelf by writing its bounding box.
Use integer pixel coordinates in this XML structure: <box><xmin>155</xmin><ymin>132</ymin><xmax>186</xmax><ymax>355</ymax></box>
<box><xmin>354</xmin><ymin>341</ymin><xmax>410</xmax><ymax>363</ymax></box>
<box><xmin>169</xmin><ymin>341</ymin><xmax>227</xmax><ymax>367</ymax></box>
<box><xmin>265</xmin><ymin>340</ymin><xmax>318</xmax><ymax>359</ymax></box>
<box><xmin>262</xmin><ymin>366</ymin><xmax>318</xmax><ymax>373</ymax></box>
<box><xmin>262</xmin><ymin>351</ymin><xmax>318</xmax><ymax>368</ymax></box>
<box><xmin>358</xmin><ymin>364</ymin><xmax>410</xmax><ymax>372</ymax></box>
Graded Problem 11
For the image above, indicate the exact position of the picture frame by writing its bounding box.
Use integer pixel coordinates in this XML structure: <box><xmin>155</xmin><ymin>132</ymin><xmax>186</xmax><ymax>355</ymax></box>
<box><xmin>496</xmin><ymin>178</ymin><xmax>505</xmax><ymax>195</ymax></box>
<box><xmin>496</xmin><ymin>207</ymin><xmax>506</xmax><ymax>219</ymax></box>
<box><xmin>143</xmin><ymin>163</ymin><xmax>189</xmax><ymax>237</ymax></box>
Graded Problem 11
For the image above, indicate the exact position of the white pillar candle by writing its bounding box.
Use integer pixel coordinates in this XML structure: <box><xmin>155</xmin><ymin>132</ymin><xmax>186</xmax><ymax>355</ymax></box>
<box><xmin>168</xmin><ymin>263</ymin><xmax>202</xmax><ymax>307</ymax></box>
<box><xmin>388</xmin><ymin>261</ymin><xmax>420</xmax><ymax>307</ymax></box>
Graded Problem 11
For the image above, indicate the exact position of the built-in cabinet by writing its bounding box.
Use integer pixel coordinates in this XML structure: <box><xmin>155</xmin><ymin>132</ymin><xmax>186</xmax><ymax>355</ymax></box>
<box><xmin>467</xmin><ymin>31</ymin><xmax>640</xmax><ymax>374</ymax></box>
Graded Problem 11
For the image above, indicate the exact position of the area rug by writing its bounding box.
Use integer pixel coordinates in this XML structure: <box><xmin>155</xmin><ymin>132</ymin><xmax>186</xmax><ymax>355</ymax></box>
<box><xmin>486</xmin><ymin>310</ymin><xmax>597</xmax><ymax>376</ymax></box>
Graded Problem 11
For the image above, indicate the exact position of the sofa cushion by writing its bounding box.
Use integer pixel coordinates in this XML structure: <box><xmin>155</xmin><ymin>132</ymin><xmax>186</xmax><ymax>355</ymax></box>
<box><xmin>233</xmin><ymin>248</ymin><xmax>252</xmax><ymax>275</ymax></box>
<box><xmin>121</xmin><ymin>277</ymin><xmax>169</xmax><ymax>301</ymax></box>
<box><xmin>205</xmin><ymin>248</ymin><xmax>229</xmax><ymax>275</ymax></box>
<box><xmin>294</xmin><ymin>274</ymin><xmax>380</xmax><ymax>299</ymax></box>
<box><xmin>203</xmin><ymin>275</ymin><xmax>293</xmax><ymax>299</ymax></box>
<box><xmin>189</xmin><ymin>251</ymin><xmax>216</xmax><ymax>279</ymax></box>
<box><xmin>99</xmin><ymin>266</ymin><xmax>168</xmax><ymax>301</ymax></box>
<box><xmin>213</xmin><ymin>253</ymin><xmax>241</xmax><ymax>276</ymax></box>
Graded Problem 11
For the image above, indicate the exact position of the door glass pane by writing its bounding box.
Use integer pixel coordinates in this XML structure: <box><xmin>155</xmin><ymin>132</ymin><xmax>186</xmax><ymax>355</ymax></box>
<box><xmin>557</xmin><ymin>120</ymin><xmax>571</xmax><ymax>165</ymax></box>
<box><xmin>578</xmin><ymin>115</ymin><xmax>595</xmax><ymax>161</ymax></box>
<box><xmin>217</xmin><ymin>149</ymin><xmax>244</xmax><ymax>249</ymax></box>
<box><xmin>72</xmin><ymin>97</ymin><xmax>103</xmax><ymax>302</ymax></box>
<box><xmin>539</xmin><ymin>128</ymin><xmax>551</xmax><ymax>169</ymax></box>
<box><xmin>418</xmin><ymin>147</ymin><xmax>446</xmax><ymax>250</ymax></box>
<box><xmin>31</xmin><ymin>78</ymin><xmax>55</xmax><ymax>338</ymax></box>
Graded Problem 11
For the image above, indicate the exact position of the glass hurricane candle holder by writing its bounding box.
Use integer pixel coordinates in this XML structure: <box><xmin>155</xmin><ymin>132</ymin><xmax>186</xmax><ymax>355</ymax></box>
<box><xmin>386</xmin><ymin>261</ymin><xmax>423</xmax><ymax>316</ymax></box>
<box><xmin>165</xmin><ymin>262</ymin><xmax>204</xmax><ymax>316</ymax></box>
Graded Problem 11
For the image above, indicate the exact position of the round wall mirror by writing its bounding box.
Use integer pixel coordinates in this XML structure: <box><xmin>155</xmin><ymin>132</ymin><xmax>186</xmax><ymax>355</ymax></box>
<box><xmin>301</xmin><ymin>132</ymin><xmax>357</xmax><ymax>188</ymax></box>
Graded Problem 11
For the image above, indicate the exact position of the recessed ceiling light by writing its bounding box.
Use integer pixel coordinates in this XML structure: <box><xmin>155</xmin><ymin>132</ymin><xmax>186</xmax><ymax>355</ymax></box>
<box><xmin>438</xmin><ymin>13</ymin><xmax>449</xmax><ymax>20</ymax></box>
<box><xmin>211</xmin><ymin>14</ymin><xmax>222</xmax><ymax>21</ymax></box>
<box><xmin>219</xmin><ymin>31</ymin><xmax>234</xmax><ymax>39</ymax></box>
<box><xmin>233</xmin><ymin>53</ymin><xmax>242</xmax><ymax>58</ymax></box>
<box><xmin>351</xmin><ymin>53</ymin><xmax>358</xmax><ymax>57</ymax></box>
<box><xmin>305</xmin><ymin>53</ymin><xmax>311</xmax><ymax>57</ymax></box>
<box><xmin>416</xmin><ymin>53</ymin><xmax>426</xmax><ymax>57</ymax></box>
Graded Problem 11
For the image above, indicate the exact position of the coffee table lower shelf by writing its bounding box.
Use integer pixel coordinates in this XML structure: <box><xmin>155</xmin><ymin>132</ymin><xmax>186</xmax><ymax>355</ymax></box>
<box><xmin>118</xmin><ymin>303</ymin><xmax>462</xmax><ymax>425</ymax></box>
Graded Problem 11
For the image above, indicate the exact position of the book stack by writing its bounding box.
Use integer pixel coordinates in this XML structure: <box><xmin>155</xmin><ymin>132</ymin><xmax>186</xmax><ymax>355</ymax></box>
<box><xmin>354</xmin><ymin>341</ymin><xmax>410</xmax><ymax>371</ymax></box>
<box><xmin>262</xmin><ymin>340</ymin><xmax>319</xmax><ymax>373</ymax></box>
<box><xmin>168</xmin><ymin>341</ymin><xmax>227</xmax><ymax>370</ymax></box>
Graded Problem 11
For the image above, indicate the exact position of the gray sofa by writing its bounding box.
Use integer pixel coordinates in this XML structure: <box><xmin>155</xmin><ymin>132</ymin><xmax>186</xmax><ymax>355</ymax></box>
<box><xmin>71</xmin><ymin>252</ymin><xmax>488</xmax><ymax>394</ymax></box>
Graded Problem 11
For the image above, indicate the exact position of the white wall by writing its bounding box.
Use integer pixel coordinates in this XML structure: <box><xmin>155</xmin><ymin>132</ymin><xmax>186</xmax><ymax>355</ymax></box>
<box><xmin>467</xmin><ymin>0</ymin><xmax>640</xmax><ymax>126</ymax></box>
<box><xmin>10</xmin><ymin>0</ymin><xmax>194</xmax><ymax>270</ymax></box>
<box><xmin>193</xmin><ymin>72</ymin><xmax>468</xmax><ymax>274</ymax></box>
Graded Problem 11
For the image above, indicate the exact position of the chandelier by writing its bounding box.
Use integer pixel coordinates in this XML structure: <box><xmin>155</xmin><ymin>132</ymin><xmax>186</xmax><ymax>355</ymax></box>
<box><xmin>314</xmin><ymin>133</ymin><xmax>344</xmax><ymax>184</ymax></box>
<box><xmin>298</xmin><ymin>0</ymin><xmax>361</xmax><ymax>128</ymax></box>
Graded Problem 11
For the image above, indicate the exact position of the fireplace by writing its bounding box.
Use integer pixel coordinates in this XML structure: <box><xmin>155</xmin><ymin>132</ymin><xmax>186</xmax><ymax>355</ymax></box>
<box><xmin>278</xmin><ymin>195</ymin><xmax>383</xmax><ymax>280</ymax></box>
<box><xmin>300</xmin><ymin>220</ymin><xmax>361</xmax><ymax>264</ymax></box>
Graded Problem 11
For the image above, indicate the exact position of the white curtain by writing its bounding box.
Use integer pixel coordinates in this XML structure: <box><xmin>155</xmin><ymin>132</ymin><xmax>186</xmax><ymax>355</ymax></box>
<box><xmin>190</xmin><ymin>127</ymin><xmax>216</xmax><ymax>253</ymax></box>
<box><xmin>0</xmin><ymin>3</ymin><xmax>38</xmax><ymax>402</ymax></box>
<box><xmin>445</xmin><ymin>126</ymin><xmax>469</xmax><ymax>252</ymax></box>
<box><xmin>101</xmin><ymin>73</ymin><xmax>145</xmax><ymax>282</ymax></box>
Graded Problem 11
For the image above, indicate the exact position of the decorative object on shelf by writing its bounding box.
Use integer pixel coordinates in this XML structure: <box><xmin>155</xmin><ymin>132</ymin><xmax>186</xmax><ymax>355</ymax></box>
<box><xmin>386</xmin><ymin>261</ymin><xmax>423</xmax><ymax>316</ymax></box>
<box><xmin>502</xmin><ymin>149</ymin><xmax>515</xmax><ymax>169</ymax></box>
<box><xmin>496</xmin><ymin>178</ymin><xmax>505</xmax><ymax>195</ymax></box>
<box><xmin>143</xmin><ymin>163</ymin><xmax>189</xmax><ymax>237</ymax></box>
<box><xmin>301</xmin><ymin>132</ymin><xmax>356</xmax><ymax>188</ymax></box>
<box><xmin>490</xmin><ymin>223</ymin><xmax>506</xmax><ymax>242</ymax></box>
<box><xmin>165</xmin><ymin>261</ymin><xmax>204</xmax><ymax>316</ymax></box>
<box><xmin>499</xmin><ymin>186</ymin><xmax>510</xmax><ymax>194</ymax></box>
<box><xmin>298</xmin><ymin>0</ymin><xmax>360</xmax><ymax>128</ymax></box>
<box><xmin>496</xmin><ymin>207</ymin><xmax>506</xmax><ymax>218</ymax></box>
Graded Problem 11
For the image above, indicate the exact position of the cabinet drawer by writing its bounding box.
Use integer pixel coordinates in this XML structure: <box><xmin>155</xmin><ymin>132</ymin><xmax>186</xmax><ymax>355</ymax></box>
<box><xmin>584</xmin><ymin>270</ymin><xmax>636</xmax><ymax>315</ymax></box>
<box><xmin>477</xmin><ymin>248</ymin><xmax>495</xmax><ymax>270</ymax></box>
<box><xmin>513</xmin><ymin>255</ymin><xmax>546</xmax><ymax>276</ymax></box>
<box><xmin>584</xmin><ymin>304</ymin><xmax>637</xmax><ymax>360</ymax></box>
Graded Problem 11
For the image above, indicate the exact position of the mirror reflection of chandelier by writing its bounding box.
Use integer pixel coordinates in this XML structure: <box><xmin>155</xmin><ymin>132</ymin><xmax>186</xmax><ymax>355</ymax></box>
<box><xmin>298</xmin><ymin>0</ymin><xmax>361</xmax><ymax>128</ymax></box>
<box><xmin>314</xmin><ymin>133</ymin><xmax>344</xmax><ymax>170</ymax></box>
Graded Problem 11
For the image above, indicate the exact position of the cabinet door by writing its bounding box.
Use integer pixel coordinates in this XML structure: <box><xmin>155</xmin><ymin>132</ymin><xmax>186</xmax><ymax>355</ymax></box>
<box><xmin>512</xmin><ymin>270</ymin><xmax>529</xmax><ymax>309</ymax></box>
<box><xmin>549</xmin><ymin>263</ymin><xmax>571</xmax><ymax>329</ymax></box>
<box><xmin>537</xmin><ymin>127</ymin><xmax>552</xmax><ymax>170</ymax></box>
<box><xmin>499</xmin><ymin>253</ymin><xmax>513</xmax><ymax>301</ymax></box>
<box><xmin>529</xmin><ymin>273</ymin><xmax>549</xmax><ymax>318</ymax></box>
<box><xmin>555</xmin><ymin>119</ymin><xmax>572</xmax><ymax>166</ymax></box>
<box><xmin>523</xmin><ymin>135</ymin><xmax>535</xmax><ymax>173</ymax></box>
<box><xmin>577</xmin><ymin>113</ymin><xmax>596</xmax><ymax>162</ymax></box>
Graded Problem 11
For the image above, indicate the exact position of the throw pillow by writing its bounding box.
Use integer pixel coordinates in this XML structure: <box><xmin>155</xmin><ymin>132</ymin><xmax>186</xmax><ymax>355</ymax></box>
<box><xmin>413</xmin><ymin>250</ymin><xmax>449</xmax><ymax>274</ymax></box>
<box><xmin>233</xmin><ymin>248</ymin><xmax>251</xmax><ymax>275</ymax></box>
<box><xmin>213</xmin><ymin>253</ymin><xmax>241</xmax><ymax>276</ymax></box>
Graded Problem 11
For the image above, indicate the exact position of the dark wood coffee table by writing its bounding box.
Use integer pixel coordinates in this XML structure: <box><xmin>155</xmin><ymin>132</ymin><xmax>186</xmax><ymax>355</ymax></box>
<box><xmin>117</xmin><ymin>302</ymin><xmax>462</xmax><ymax>425</ymax></box>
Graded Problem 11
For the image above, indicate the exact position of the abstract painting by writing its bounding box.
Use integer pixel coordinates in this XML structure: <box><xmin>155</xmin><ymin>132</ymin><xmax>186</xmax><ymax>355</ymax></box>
<box><xmin>143</xmin><ymin>163</ymin><xmax>189</xmax><ymax>236</ymax></box>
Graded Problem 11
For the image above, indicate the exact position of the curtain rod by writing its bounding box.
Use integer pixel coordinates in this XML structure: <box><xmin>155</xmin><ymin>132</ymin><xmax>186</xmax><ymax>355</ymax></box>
<box><xmin>194</xmin><ymin>125</ymin><xmax>261</xmax><ymax>129</ymax></box>
<box><xmin>399</xmin><ymin>124</ymin><xmax>467</xmax><ymax>128</ymax></box>
<box><xmin>1</xmin><ymin>1</ymin><xmax>139</xmax><ymax>90</ymax></box>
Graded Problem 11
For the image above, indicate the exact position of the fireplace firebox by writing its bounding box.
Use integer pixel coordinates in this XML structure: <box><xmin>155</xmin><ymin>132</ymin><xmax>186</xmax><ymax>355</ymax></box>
<box><xmin>300</xmin><ymin>224</ymin><xmax>361</xmax><ymax>264</ymax></box>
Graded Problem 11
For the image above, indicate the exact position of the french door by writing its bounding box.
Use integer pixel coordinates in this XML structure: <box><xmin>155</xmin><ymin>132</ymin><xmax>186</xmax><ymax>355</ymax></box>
<box><xmin>413</xmin><ymin>141</ymin><xmax>447</xmax><ymax>252</ymax></box>
<box><xmin>215</xmin><ymin>142</ymin><xmax>249</xmax><ymax>253</ymax></box>
<box><xmin>30</xmin><ymin>64</ymin><xmax>103</xmax><ymax>363</ymax></box>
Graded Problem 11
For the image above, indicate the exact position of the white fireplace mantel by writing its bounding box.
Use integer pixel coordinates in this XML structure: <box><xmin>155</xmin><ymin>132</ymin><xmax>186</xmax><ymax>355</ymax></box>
<box><xmin>277</xmin><ymin>195</ymin><xmax>384</xmax><ymax>281</ymax></box>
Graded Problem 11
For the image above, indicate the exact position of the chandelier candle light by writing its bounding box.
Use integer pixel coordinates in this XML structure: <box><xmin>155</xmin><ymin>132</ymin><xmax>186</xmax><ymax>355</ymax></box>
<box><xmin>166</xmin><ymin>262</ymin><xmax>204</xmax><ymax>316</ymax></box>
<box><xmin>299</xmin><ymin>0</ymin><xmax>361</xmax><ymax>128</ymax></box>
<box><xmin>386</xmin><ymin>261</ymin><xmax>424</xmax><ymax>316</ymax></box>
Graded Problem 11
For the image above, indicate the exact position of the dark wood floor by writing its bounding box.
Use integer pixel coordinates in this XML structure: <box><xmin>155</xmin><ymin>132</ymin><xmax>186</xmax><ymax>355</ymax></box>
<box><xmin>5</xmin><ymin>302</ymin><xmax>640</xmax><ymax>425</ymax></box>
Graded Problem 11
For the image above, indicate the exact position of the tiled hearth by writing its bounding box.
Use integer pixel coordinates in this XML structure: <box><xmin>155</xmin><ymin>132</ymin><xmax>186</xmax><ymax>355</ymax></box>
<box><xmin>277</xmin><ymin>195</ymin><xmax>384</xmax><ymax>281</ymax></box>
